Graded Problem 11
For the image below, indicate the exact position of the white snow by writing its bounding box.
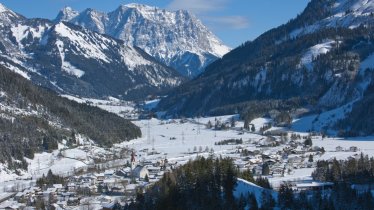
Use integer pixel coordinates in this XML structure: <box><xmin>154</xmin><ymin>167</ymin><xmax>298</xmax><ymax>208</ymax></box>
<box><xmin>143</xmin><ymin>99</ymin><xmax>160</xmax><ymax>110</ymax></box>
<box><xmin>62</xmin><ymin>61</ymin><xmax>85</xmax><ymax>78</ymax></box>
<box><xmin>291</xmin><ymin>102</ymin><xmax>353</xmax><ymax>133</ymax></box>
<box><xmin>235</xmin><ymin>178</ymin><xmax>278</xmax><ymax>204</ymax></box>
<box><xmin>210</xmin><ymin>40</ymin><xmax>231</xmax><ymax>57</ymax></box>
<box><xmin>301</xmin><ymin>40</ymin><xmax>335</xmax><ymax>71</ymax></box>
<box><xmin>360</xmin><ymin>53</ymin><xmax>374</xmax><ymax>72</ymax></box>
<box><xmin>11</xmin><ymin>24</ymin><xmax>48</xmax><ymax>46</ymax></box>
<box><xmin>63</xmin><ymin>3</ymin><xmax>231</xmax><ymax>76</ymax></box>
<box><xmin>253</xmin><ymin>68</ymin><xmax>267</xmax><ymax>90</ymax></box>
<box><xmin>60</xmin><ymin>95</ymin><xmax>135</xmax><ymax>117</ymax></box>
<box><xmin>121</xmin><ymin>46</ymin><xmax>152</xmax><ymax>70</ymax></box>
<box><xmin>0</xmin><ymin>61</ymin><xmax>30</xmax><ymax>80</ymax></box>
<box><xmin>10</xmin><ymin>25</ymin><xmax>29</xmax><ymax>46</ymax></box>
<box><xmin>1</xmin><ymin>110</ymin><xmax>374</xmax><ymax>199</ymax></box>
<box><xmin>288</xmin><ymin>0</ymin><xmax>374</xmax><ymax>39</ymax></box>
<box><xmin>0</xmin><ymin>3</ymin><xmax>8</xmax><ymax>13</ymax></box>
<box><xmin>55</xmin><ymin>40</ymin><xmax>85</xmax><ymax>78</ymax></box>
<box><xmin>57</xmin><ymin>7</ymin><xmax>79</xmax><ymax>22</ymax></box>
<box><xmin>54</xmin><ymin>22</ymin><xmax>110</xmax><ymax>63</ymax></box>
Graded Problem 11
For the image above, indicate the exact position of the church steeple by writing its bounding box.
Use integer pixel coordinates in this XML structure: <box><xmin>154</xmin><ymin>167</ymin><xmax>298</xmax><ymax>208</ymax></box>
<box><xmin>131</xmin><ymin>151</ymin><xmax>136</xmax><ymax>170</ymax></box>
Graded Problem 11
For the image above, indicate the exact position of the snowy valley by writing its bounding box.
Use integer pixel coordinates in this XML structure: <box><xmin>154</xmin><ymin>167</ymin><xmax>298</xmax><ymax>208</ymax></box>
<box><xmin>1</xmin><ymin>0</ymin><xmax>374</xmax><ymax>209</ymax></box>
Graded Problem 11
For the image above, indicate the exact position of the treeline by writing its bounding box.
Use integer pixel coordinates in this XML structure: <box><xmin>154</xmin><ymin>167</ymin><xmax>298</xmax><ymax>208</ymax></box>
<box><xmin>36</xmin><ymin>170</ymin><xmax>65</xmax><ymax>188</ymax></box>
<box><xmin>0</xmin><ymin>66</ymin><xmax>141</xmax><ymax>170</ymax></box>
<box><xmin>123</xmin><ymin>156</ymin><xmax>374</xmax><ymax>210</ymax></box>
<box><xmin>337</xmin><ymin>72</ymin><xmax>374</xmax><ymax>136</ymax></box>
<box><xmin>127</xmin><ymin>157</ymin><xmax>240</xmax><ymax>210</ymax></box>
<box><xmin>215</xmin><ymin>138</ymin><xmax>243</xmax><ymax>145</ymax></box>
<box><xmin>312</xmin><ymin>153</ymin><xmax>374</xmax><ymax>183</ymax></box>
<box><xmin>0</xmin><ymin>116</ymin><xmax>62</xmax><ymax>171</ymax></box>
<box><xmin>125</xmin><ymin>157</ymin><xmax>274</xmax><ymax>210</ymax></box>
<box><xmin>275</xmin><ymin>183</ymin><xmax>374</xmax><ymax>210</ymax></box>
<box><xmin>239</xmin><ymin>169</ymin><xmax>272</xmax><ymax>190</ymax></box>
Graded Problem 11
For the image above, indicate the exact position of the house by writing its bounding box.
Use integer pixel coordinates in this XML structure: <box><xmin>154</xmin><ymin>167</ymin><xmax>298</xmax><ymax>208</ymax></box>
<box><xmin>131</xmin><ymin>166</ymin><xmax>149</xmax><ymax>180</ymax></box>
<box><xmin>336</xmin><ymin>146</ymin><xmax>343</xmax><ymax>152</ymax></box>
<box><xmin>296</xmin><ymin>181</ymin><xmax>333</xmax><ymax>191</ymax></box>
<box><xmin>124</xmin><ymin>184</ymin><xmax>138</xmax><ymax>196</ymax></box>
<box><xmin>96</xmin><ymin>174</ymin><xmax>105</xmax><ymax>183</ymax></box>
<box><xmin>0</xmin><ymin>201</ymin><xmax>25</xmax><ymax>210</ymax></box>
<box><xmin>349</xmin><ymin>146</ymin><xmax>358</xmax><ymax>152</ymax></box>
<box><xmin>271</xmin><ymin>166</ymin><xmax>284</xmax><ymax>177</ymax></box>
<box><xmin>252</xmin><ymin>165</ymin><xmax>263</xmax><ymax>176</ymax></box>
<box><xmin>67</xmin><ymin>183</ymin><xmax>76</xmax><ymax>192</ymax></box>
<box><xmin>117</xmin><ymin>167</ymin><xmax>132</xmax><ymax>177</ymax></box>
<box><xmin>147</xmin><ymin>166</ymin><xmax>161</xmax><ymax>176</ymax></box>
<box><xmin>104</xmin><ymin>170</ymin><xmax>114</xmax><ymax>177</ymax></box>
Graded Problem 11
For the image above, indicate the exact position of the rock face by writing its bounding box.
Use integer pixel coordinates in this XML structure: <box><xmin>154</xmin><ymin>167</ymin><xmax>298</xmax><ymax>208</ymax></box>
<box><xmin>0</xmin><ymin>4</ymin><xmax>184</xmax><ymax>100</ymax></box>
<box><xmin>157</xmin><ymin>0</ymin><xmax>374</xmax><ymax>136</ymax></box>
<box><xmin>55</xmin><ymin>4</ymin><xmax>231</xmax><ymax>78</ymax></box>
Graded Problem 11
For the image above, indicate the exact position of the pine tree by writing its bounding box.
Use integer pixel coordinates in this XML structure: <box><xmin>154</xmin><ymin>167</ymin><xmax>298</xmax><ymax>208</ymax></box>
<box><xmin>240</xmin><ymin>169</ymin><xmax>255</xmax><ymax>183</ymax></box>
<box><xmin>308</xmin><ymin>154</ymin><xmax>314</xmax><ymax>162</ymax></box>
<box><xmin>260</xmin><ymin>190</ymin><xmax>275</xmax><ymax>210</ymax></box>
<box><xmin>278</xmin><ymin>184</ymin><xmax>294</xmax><ymax>210</ymax></box>
<box><xmin>231</xmin><ymin>117</ymin><xmax>236</xmax><ymax>128</ymax></box>
<box><xmin>237</xmin><ymin>194</ymin><xmax>246</xmax><ymax>210</ymax></box>
<box><xmin>304</xmin><ymin>137</ymin><xmax>313</xmax><ymax>147</ymax></box>
<box><xmin>251</xmin><ymin>124</ymin><xmax>256</xmax><ymax>132</ymax></box>
<box><xmin>244</xmin><ymin>119</ymin><xmax>250</xmax><ymax>130</ymax></box>
<box><xmin>262</xmin><ymin>163</ymin><xmax>270</xmax><ymax>176</ymax></box>
<box><xmin>248</xmin><ymin>193</ymin><xmax>258</xmax><ymax>210</ymax></box>
<box><xmin>206</xmin><ymin>120</ymin><xmax>213</xmax><ymax>129</ymax></box>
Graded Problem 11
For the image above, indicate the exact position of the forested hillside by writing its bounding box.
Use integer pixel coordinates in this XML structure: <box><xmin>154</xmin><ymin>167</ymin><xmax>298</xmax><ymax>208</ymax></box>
<box><xmin>0</xmin><ymin>65</ymin><xmax>141</xmax><ymax>171</ymax></box>
<box><xmin>157</xmin><ymin>0</ymin><xmax>374</xmax><ymax>136</ymax></box>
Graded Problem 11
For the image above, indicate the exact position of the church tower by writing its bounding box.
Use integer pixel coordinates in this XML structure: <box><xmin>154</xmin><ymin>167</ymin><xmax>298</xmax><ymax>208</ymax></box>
<box><xmin>131</xmin><ymin>151</ymin><xmax>136</xmax><ymax>170</ymax></box>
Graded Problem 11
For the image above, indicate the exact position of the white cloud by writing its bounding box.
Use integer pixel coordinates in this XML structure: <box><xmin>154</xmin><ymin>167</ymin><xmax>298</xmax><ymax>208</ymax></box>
<box><xmin>205</xmin><ymin>16</ymin><xmax>249</xmax><ymax>29</ymax></box>
<box><xmin>168</xmin><ymin>0</ymin><xmax>228</xmax><ymax>14</ymax></box>
<box><xmin>168</xmin><ymin>0</ymin><xmax>249</xmax><ymax>30</ymax></box>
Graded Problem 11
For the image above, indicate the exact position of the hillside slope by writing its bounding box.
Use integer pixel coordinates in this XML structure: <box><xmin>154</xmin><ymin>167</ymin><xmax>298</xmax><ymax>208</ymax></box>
<box><xmin>157</xmin><ymin>0</ymin><xmax>374</xmax><ymax>136</ymax></box>
<box><xmin>0</xmin><ymin>65</ymin><xmax>141</xmax><ymax>172</ymax></box>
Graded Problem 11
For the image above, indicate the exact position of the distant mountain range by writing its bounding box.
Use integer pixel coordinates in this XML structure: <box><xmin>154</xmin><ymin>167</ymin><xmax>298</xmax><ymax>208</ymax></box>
<box><xmin>0</xmin><ymin>3</ymin><xmax>190</xmax><ymax>100</ymax></box>
<box><xmin>55</xmin><ymin>3</ymin><xmax>230</xmax><ymax>78</ymax></box>
<box><xmin>157</xmin><ymin>0</ymin><xmax>374</xmax><ymax>136</ymax></box>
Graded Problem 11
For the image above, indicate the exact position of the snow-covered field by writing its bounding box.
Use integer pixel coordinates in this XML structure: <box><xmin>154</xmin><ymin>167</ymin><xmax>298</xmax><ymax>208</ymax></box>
<box><xmin>61</xmin><ymin>95</ymin><xmax>137</xmax><ymax>119</ymax></box>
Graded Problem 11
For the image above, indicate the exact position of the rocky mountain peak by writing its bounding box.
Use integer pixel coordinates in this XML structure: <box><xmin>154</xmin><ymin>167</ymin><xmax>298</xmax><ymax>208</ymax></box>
<box><xmin>55</xmin><ymin>6</ymin><xmax>79</xmax><ymax>22</ymax></box>
<box><xmin>54</xmin><ymin>3</ymin><xmax>231</xmax><ymax>77</ymax></box>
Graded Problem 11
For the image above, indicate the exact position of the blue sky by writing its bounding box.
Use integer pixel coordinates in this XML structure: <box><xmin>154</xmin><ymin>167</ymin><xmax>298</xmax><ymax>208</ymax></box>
<box><xmin>0</xmin><ymin>0</ymin><xmax>310</xmax><ymax>47</ymax></box>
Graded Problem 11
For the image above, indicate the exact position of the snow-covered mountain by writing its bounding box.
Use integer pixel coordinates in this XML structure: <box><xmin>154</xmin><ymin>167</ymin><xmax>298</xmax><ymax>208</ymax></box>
<box><xmin>0</xmin><ymin>3</ymin><xmax>184</xmax><ymax>100</ymax></box>
<box><xmin>157</xmin><ymin>0</ymin><xmax>374</xmax><ymax>136</ymax></box>
<box><xmin>290</xmin><ymin>0</ymin><xmax>374</xmax><ymax>38</ymax></box>
<box><xmin>55</xmin><ymin>3</ymin><xmax>231</xmax><ymax>77</ymax></box>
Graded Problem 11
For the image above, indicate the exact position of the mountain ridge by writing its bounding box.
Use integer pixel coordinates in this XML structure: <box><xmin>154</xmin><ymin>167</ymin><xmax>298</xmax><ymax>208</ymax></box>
<box><xmin>55</xmin><ymin>3</ymin><xmax>231</xmax><ymax>77</ymax></box>
<box><xmin>157</xmin><ymin>0</ymin><xmax>374</xmax><ymax>136</ymax></box>
<box><xmin>0</xmin><ymin>3</ymin><xmax>185</xmax><ymax>100</ymax></box>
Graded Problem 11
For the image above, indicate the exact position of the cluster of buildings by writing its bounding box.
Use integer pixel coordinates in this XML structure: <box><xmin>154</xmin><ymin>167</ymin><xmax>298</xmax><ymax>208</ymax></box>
<box><xmin>232</xmin><ymin>137</ymin><xmax>322</xmax><ymax>177</ymax></box>
<box><xmin>0</xmin><ymin>152</ymin><xmax>175</xmax><ymax>209</ymax></box>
